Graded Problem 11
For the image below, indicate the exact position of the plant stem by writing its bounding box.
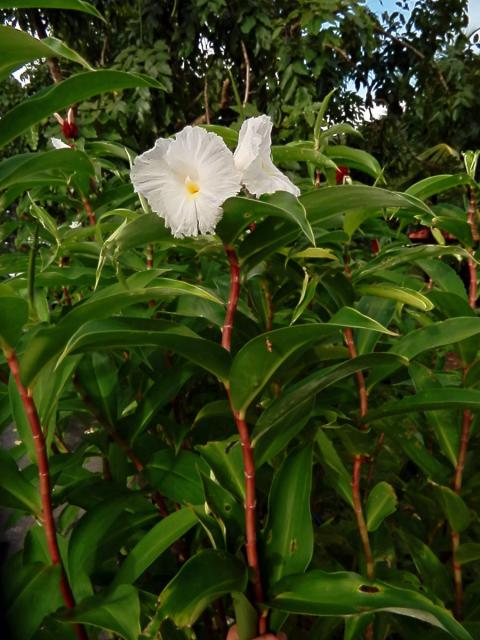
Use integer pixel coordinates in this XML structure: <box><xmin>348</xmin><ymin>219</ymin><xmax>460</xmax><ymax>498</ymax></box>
<box><xmin>221</xmin><ymin>244</ymin><xmax>266</xmax><ymax>636</ymax></box>
<box><xmin>5</xmin><ymin>351</ymin><xmax>87</xmax><ymax>640</ymax></box>
<box><xmin>451</xmin><ymin>186</ymin><xmax>478</xmax><ymax>618</ymax></box>
<box><xmin>146</xmin><ymin>243</ymin><xmax>154</xmax><ymax>269</ymax></box>
<box><xmin>222</xmin><ymin>245</ymin><xmax>241</xmax><ymax>352</ymax></box>
<box><xmin>82</xmin><ymin>196</ymin><xmax>96</xmax><ymax>226</ymax></box>
<box><xmin>343</xmin><ymin>328</ymin><xmax>375</xmax><ymax>583</ymax></box>
<box><xmin>27</xmin><ymin>222</ymin><xmax>39</xmax><ymax>314</ymax></box>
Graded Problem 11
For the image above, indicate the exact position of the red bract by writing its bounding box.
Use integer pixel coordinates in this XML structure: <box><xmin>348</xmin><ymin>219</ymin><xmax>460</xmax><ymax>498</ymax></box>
<box><xmin>336</xmin><ymin>165</ymin><xmax>350</xmax><ymax>184</ymax></box>
<box><xmin>371</xmin><ymin>239</ymin><xmax>380</xmax><ymax>253</ymax></box>
<box><xmin>62</xmin><ymin>120</ymin><xmax>79</xmax><ymax>140</ymax></box>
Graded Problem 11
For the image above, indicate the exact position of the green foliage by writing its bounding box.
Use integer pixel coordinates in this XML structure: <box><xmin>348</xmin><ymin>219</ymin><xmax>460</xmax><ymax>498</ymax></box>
<box><xmin>1</xmin><ymin>3</ymin><xmax>480</xmax><ymax>640</ymax></box>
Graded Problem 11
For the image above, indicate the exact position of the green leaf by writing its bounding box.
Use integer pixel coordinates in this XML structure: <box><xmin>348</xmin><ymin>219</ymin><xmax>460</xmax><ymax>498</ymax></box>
<box><xmin>232</xmin><ymin>592</ymin><xmax>258</xmax><ymax>640</ymax></box>
<box><xmin>368</xmin><ymin>389</ymin><xmax>480</xmax><ymax>422</ymax></box>
<box><xmin>218</xmin><ymin>192</ymin><xmax>314</xmax><ymax>246</ymax></box>
<box><xmin>0</xmin><ymin>149</ymin><xmax>94</xmax><ymax>192</ymax></box>
<box><xmin>146</xmin><ymin>450</ymin><xmax>207</xmax><ymax>505</ymax></box>
<box><xmin>157</xmin><ymin>550</ymin><xmax>248</xmax><ymax>627</ymax></box>
<box><xmin>368</xmin><ymin>317</ymin><xmax>480</xmax><ymax>390</ymax></box>
<box><xmin>21</xmin><ymin>281</ymin><xmax>223</xmax><ymax>386</ymax></box>
<box><xmin>0</xmin><ymin>25</ymin><xmax>93</xmax><ymax>81</ymax></box>
<box><xmin>316</xmin><ymin>430</ymin><xmax>353</xmax><ymax>506</ymax></box>
<box><xmin>6</xmin><ymin>563</ymin><xmax>63</xmax><ymax>640</ymax></box>
<box><xmin>253</xmin><ymin>353</ymin><xmax>406</xmax><ymax>467</ymax></box>
<box><xmin>416</xmin><ymin>259</ymin><xmax>467</xmax><ymax>301</ymax></box>
<box><xmin>112</xmin><ymin>508</ymin><xmax>197</xmax><ymax>587</ymax></box>
<box><xmin>239</xmin><ymin>186</ymin><xmax>431</xmax><ymax>269</ymax></box>
<box><xmin>323</xmin><ymin>145</ymin><xmax>382</xmax><ymax>178</ymax></box>
<box><xmin>365</xmin><ymin>482</ymin><xmax>397</xmax><ymax>532</ymax></box>
<box><xmin>55</xmin><ymin>585</ymin><xmax>141</xmax><ymax>640</ymax></box>
<box><xmin>0</xmin><ymin>1</ymin><xmax>104</xmax><ymax>20</ymax></box>
<box><xmin>399</xmin><ymin>531</ymin><xmax>451</xmax><ymax>601</ymax></box>
<box><xmin>230</xmin><ymin>308</ymin><xmax>394</xmax><ymax>415</ymax></box>
<box><xmin>0</xmin><ymin>447</ymin><xmax>41</xmax><ymax>514</ymax></box>
<box><xmin>68</xmin><ymin>494</ymin><xmax>142</xmax><ymax>600</ymax></box>
<box><xmin>197</xmin><ymin>440</ymin><xmax>245</xmax><ymax>501</ymax></box>
<box><xmin>433</xmin><ymin>485</ymin><xmax>471</xmax><ymax>533</ymax></box>
<box><xmin>271</xmin><ymin>144</ymin><xmax>337</xmax><ymax>169</ymax></box>
<box><xmin>269</xmin><ymin>571</ymin><xmax>472</xmax><ymax>640</ymax></box>
<box><xmin>0</xmin><ymin>70</ymin><xmax>164</xmax><ymax>148</ymax></box>
<box><xmin>60</xmin><ymin>317</ymin><xmax>230</xmax><ymax>382</ymax></box>
<box><xmin>264</xmin><ymin>446</ymin><xmax>314</xmax><ymax>585</ymax></box>
<box><xmin>0</xmin><ymin>295</ymin><xmax>29</xmax><ymax>350</ymax></box>
<box><xmin>355</xmin><ymin>284</ymin><xmax>434</xmax><ymax>311</ymax></box>
<box><xmin>405</xmin><ymin>174</ymin><xmax>473</xmax><ymax>200</ymax></box>
<box><xmin>456</xmin><ymin>543</ymin><xmax>480</xmax><ymax>566</ymax></box>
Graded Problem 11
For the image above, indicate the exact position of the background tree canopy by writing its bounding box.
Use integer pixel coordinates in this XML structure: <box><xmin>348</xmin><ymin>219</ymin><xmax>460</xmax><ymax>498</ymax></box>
<box><xmin>1</xmin><ymin>0</ymin><xmax>479</xmax><ymax>180</ymax></box>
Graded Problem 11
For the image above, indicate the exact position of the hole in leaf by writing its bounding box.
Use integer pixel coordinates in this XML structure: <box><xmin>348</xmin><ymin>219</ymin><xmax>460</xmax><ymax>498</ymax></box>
<box><xmin>359</xmin><ymin>585</ymin><xmax>380</xmax><ymax>594</ymax></box>
<box><xmin>224</xmin><ymin>504</ymin><xmax>232</xmax><ymax>512</ymax></box>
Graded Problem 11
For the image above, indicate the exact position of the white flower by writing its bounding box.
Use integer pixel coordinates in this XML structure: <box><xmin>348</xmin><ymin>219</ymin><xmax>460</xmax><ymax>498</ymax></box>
<box><xmin>51</xmin><ymin>137</ymin><xmax>70</xmax><ymax>149</ymax></box>
<box><xmin>234</xmin><ymin>115</ymin><xmax>300</xmax><ymax>197</ymax></box>
<box><xmin>130</xmin><ymin>126</ymin><xmax>241</xmax><ymax>238</ymax></box>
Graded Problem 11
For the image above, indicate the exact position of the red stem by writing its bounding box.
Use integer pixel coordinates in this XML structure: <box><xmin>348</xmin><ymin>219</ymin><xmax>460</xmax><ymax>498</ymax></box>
<box><xmin>146</xmin><ymin>243</ymin><xmax>154</xmax><ymax>270</ymax></box>
<box><xmin>343</xmin><ymin>328</ymin><xmax>375</xmax><ymax>583</ymax></box>
<box><xmin>451</xmin><ymin>187</ymin><xmax>478</xmax><ymax>618</ymax></box>
<box><xmin>6</xmin><ymin>351</ymin><xmax>87</xmax><ymax>640</ymax></box>
<box><xmin>222</xmin><ymin>246</ymin><xmax>241</xmax><ymax>352</ymax></box>
<box><xmin>82</xmin><ymin>197</ymin><xmax>96</xmax><ymax>226</ymax></box>
<box><xmin>221</xmin><ymin>245</ymin><xmax>266</xmax><ymax>635</ymax></box>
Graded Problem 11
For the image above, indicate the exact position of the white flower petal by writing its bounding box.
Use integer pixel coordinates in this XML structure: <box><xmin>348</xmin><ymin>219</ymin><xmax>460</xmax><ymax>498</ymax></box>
<box><xmin>234</xmin><ymin>115</ymin><xmax>300</xmax><ymax>197</ymax></box>
<box><xmin>51</xmin><ymin>137</ymin><xmax>70</xmax><ymax>149</ymax></box>
<box><xmin>130</xmin><ymin>127</ymin><xmax>241</xmax><ymax>238</ymax></box>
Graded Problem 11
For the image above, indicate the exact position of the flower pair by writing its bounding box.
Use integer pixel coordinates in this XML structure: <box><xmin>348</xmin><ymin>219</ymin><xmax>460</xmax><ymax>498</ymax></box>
<box><xmin>130</xmin><ymin>115</ymin><xmax>299</xmax><ymax>238</ymax></box>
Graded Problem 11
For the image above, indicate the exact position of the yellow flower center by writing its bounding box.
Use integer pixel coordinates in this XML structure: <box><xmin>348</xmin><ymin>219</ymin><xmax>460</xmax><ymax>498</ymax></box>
<box><xmin>185</xmin><ymin>177</ymin><xmax>200</xmax><ymax>197</ymax></box>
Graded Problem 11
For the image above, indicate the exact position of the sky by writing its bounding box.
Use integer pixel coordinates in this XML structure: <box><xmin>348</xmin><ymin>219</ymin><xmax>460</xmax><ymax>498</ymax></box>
<box><xmin>366</xmin><ymin>0</ymin><xmax>480</xmax><ymax>33</ymax></box>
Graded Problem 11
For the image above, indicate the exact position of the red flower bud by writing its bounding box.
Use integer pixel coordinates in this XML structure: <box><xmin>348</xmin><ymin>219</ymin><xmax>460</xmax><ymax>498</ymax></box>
<box><xmin>335</xmin><ymin>165</ymin><xmax>350</xmax><ymax>185</ymax></box>
<box><xmin>62</xmin><ymin>120</ymin><xmax>78</xmax><ymax>140</ymax></box>
<box><xmin>408</xmin><ymin>228</ymin><xmax>430</xmax><ymax>240</ymax></box>
<box><xmin>370</xmin><ymin>239</ymin><xmax>380</xmax><ymax>253</ymax></box>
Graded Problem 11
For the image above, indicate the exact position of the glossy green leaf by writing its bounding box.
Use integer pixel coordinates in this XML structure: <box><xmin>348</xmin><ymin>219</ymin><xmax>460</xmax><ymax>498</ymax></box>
<box><xmin>368</xmin><ymin>389</ymin><xmax>480</xmax><ymax>422</ymax></box>
<box><xmin>323</xmin><ymin>145</ymin><xmax>382</xmax><ymax>178</ymax></box>
<box><xmin>316</xmin><ymin>430</ymin><xmax>353</xmax><ymax>506</ymax></box>
<box><xmin>264</xmin><ymin>446</ymin><xmax>314</xmax><ymax>585</ymax></box>
<box><xmin>197</xmin><ymin>440</ymin><xmax>245</xmax><ymax>501</ymax></box>
<box><xmin>272</xmin><ymin>144</ymin><xmax>337</xmax><ymax>169</ymax></box>
<box><xmin>416</xmin><ymin>258</ymin><xmax>467</xmax><ymax>301</ymax></box>
<box><xmin>399</xmin><ymin>531</ymin><xmax>451</xmax><ymax>601</ymax></box>
<box><xmin>365</xmin><ymin>482</ymin><xmax>397</xmax><ymax>532</ymax></box>
<box><xmin>434</xmin><ymin>485</ymin><xmax>471</xmax><ymax>533</ymax></box>
<box><xmin>0</xmin><ymin>1</ymin><xmax>103</xmax><ymax>19</ymax></box>
<box><xmin>68</xmin><ymin>494</ymin><xmax>143</xmax><ymax>599</ymax></box>
<box><xmin>230</xmin><ymin>308</ymin><xmax>394</xmax><ymax>415</ymax></box>
<box><xmin>0</xmin><ymin>70</ymin><xmax>164</xmax><ymax>148</ymax></box>
<box><xmin>158</xmin><ymin>550</ymin><xmax>248</xmax><ymax>627</ymax></box>
<box><xmin>112</xmin><ymin>508</ymin><xmax>197</xmax><ymax>587</ymax></box>
<box><xmin>253</xmin><ymin>353</ymin><xmax>406</xmax><ymax>466</ymax></box>
<box><xmin>0</xmin><ymin>448</ymin><xmax>41</xmax><ymax>514</ymax></box>
<box><xmin>60</xmin><ymin>317</ymin><xmax>230</xmax><ymax>382</ymax></box>
<box><xmin>146</xmin><ymin>450</ymin><xmax>207</xmax><ymax>505</ymax></box>
<box><xmin>355</xmin><ymin>284</ymin><xmax>434</xmax><ymax>311</ymax></box>
<box><xmin>6</xmin><ymin>563</ymin><xmax>63</xmax><ymax>640</ymax></box>
<box><xmin>0</xmin><ymin>149</ymin><xmax>94</xmax><ymax>192</ymax></box>
<box><xmin>0</xmin><ymin>295</ymin><xmax>29</xmax><ymax>350</ymax></box>
<box><xmin>56</xmin><ymin>585</ymin><xmax>141</xmax><ymax>640</ymax></box>
<box><xmin>20</xmin><ymin>282</ymin><xmax>223</xmax><ymax>386</ymax></box>
<box><xmin>232</xmin><ymin>592</ymin><xmax>258</xmax><ymax>640</ymax></box>
<box><xmin>405</xmin><ymin>174</ymin><xmax>472</xmax><ymax>200</ymax></box>
<box><xmin>269</xmin><ymin>570</ymin><xmax>472</xmax><ymax>640</ymax></box>
<box><xmin>218</xmin><ymin>191</ymin><xmax>314</xmax><ymax>246</ymax></box>
<box><xmin>368</xmin><ymin>317</ymin><xmax>480</xmax><ymax>390</ymax></box>
<box><xmin>0</xmin><ymin>25</ymin><xmax>93</xmax><ymax>81</ymax></box>
<box><xmin>239</xmin><ymin>186</ymin><xmax>432</xmax><ymax>269</ymax></box>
